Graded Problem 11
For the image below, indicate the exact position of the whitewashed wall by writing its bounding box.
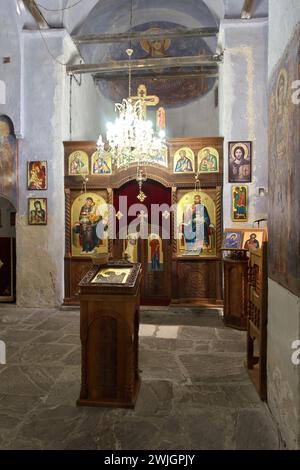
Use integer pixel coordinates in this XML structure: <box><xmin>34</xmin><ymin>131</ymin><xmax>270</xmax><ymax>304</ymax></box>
<box><xmin>219</xmin><ymin>18</ymin><xmax>268</xmax><ymax>229</ymax></box>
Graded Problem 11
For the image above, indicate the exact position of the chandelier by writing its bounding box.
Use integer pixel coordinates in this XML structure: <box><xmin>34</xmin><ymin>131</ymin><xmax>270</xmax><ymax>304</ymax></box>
<box><xmin>96</xmin><ymin>48</ymin><xmax>166</xmax><ymax>169</ymax></box>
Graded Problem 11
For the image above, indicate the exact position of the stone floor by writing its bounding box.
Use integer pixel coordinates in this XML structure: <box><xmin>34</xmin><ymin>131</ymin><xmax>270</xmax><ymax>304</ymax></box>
<box><xmin>0</xmin><ymin>305</ymin><xmax>282</xmax><ymax>450</ymax></box>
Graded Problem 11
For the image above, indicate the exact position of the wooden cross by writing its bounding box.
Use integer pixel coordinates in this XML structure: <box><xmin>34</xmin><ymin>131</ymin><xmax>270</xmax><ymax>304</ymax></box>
<box><xmin>131</xmin><ymin>84</ymin><xmax>159</xmax><ymax>120</ymax></box>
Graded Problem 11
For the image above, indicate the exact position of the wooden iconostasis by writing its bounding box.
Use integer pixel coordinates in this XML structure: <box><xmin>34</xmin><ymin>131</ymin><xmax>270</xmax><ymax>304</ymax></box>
<box><xmin>64</xmin><ymin>137</ymin><xmax>224</xmax><ymax>306</ymax></box>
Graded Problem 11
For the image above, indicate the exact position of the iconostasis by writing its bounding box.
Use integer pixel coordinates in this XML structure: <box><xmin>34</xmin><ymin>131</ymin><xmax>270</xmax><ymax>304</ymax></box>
<box><xmin>64</xmin><ymin>137</ymin><xmax>224</xmax><ymax>305</ymax></box>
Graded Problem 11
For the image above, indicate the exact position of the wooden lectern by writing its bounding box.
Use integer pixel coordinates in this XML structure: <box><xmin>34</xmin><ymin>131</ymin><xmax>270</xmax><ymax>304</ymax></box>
<box><xmin>77</xmin><ymin>261</ymin><xmax>142</xmax><ymax>408</ymax></box>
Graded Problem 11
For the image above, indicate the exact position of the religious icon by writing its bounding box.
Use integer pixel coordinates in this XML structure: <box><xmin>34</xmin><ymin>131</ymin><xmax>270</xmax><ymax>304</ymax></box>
<box><xmin>232</xmin><ymin>186</ymin><xmax>248</xmax><ymax>222</ymax></box>
<box><xmin>140</xmin><ymin>28</ymin><xmax>171</xmax><ymax>58</ymax></box>
<box><xmin>228</xmin><ymin>142</ymin><xmax>252</xmax><ymax>183</ymax></box>
<box><xmin>71</xmin><ymin>192</ymin><xmax>108</xmax><ymax>256</ymax></box>
<box><xmin>28</xmin><ymin>198</ymin><xmax>47</xmax><ymax>225</ymax></box>
<box><xmin>223</xmin><ymin>230</ymin><xmax>243</xmax><ymax>249</ymax></box>
<box><xmin>275</xmin><ymin>68</ymin><xmax>289</xmax><ymax>161</ymax></box>
<box><xmin>123</xmin><ymin>232</ymin><xmax>139</xmax><ymax>263</ymax></box>
<box><xmin>0</xmin><ymin>115</ymin><xmax>17</xmax><ymax>207</ymax></box>
<box><xmin>173</xmin><ymin>148</ymin><xmax>195</xmax><ymax>173</ymax></box>
<box><xmin>198</xmin><ymin>147</ymin><xmax>219</xmax><ymax>173</ymax></box>
<box><xmin>68</xmin><ymin>150</ymin><xmax>89</xmax><ymax>176</ymax></box>
<box><xmin>27</xmin><ymin>161</ymin><xmax>47</xmax><ymax>190</ymax></box>
<box><xmin>149</xmin><ymin>144</ymin><xmax>168</xmax><ymax>167</ymax></box>
<box><xmin>92</xmin><ymin>267</ymin><xmax>132</xmax><ymax>285</ymax></box>
<box><xmin>148</xmin><ymin>233</ymin><xmax>163</xmax><ymax>271</ymax></box>
<box><xmin>156</xmin><ymin>107</ymin><xmax>166</xmax><ymax>130</ymax></box>
<box><xmin>242</xmin><ymin>229</ymin><xmax>267</xmax><ymax>251</ymax></box>
<box><xmin>91</xmin><ymin>151</ymin><xmax>112</xmax><ymax>175</ymax></box>
<box><xmin>177</xmin><ymin>190</ymin><xmax>216</xmax><ymax>256</ymax></box>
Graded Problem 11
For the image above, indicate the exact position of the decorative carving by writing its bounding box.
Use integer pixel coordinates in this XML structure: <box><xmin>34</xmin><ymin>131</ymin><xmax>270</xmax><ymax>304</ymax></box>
<box><xmin>65</xmin><ymin>188</ymin><xmax>71</xmax><ymax>256</ymax></box>
<box><xmin>172</xmin><ymin>187</ymin><xmax>177</xmax><ymax>255</ymax></box>
<box><xmin>176</xmin><ymin>262</ymin><xmax>216</xmax><ymax>299</ymax></box>
<box><xmin>216</xmin><ymin>186</ymin><xmax>222</xmax><ymax>254</ymax></box>
<box><xmin>107</xmin><ymin>187</ymin><xmax>113</xmax><ymax>254</ymax></box>
<box><xmin>79</xmin><ymin>261</ymin><xmax>141</xmax><ymax>292</ymax></box>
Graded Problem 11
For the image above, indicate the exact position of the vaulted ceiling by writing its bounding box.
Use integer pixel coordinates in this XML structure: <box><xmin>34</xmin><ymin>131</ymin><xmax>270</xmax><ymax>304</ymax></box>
<box><xmin>21</xmin><ymin>0</ymin><xmax>268</xmax><ymax>34</ymax></box>
<box><xmin>18</xmin><ymin>0</ymin><xmax>268</xmax><ymax>106</ymax></box>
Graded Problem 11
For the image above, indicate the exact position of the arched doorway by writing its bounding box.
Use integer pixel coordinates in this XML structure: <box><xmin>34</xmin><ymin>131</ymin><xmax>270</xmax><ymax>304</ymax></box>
<box><xmin>0</xmin><ymin>196</ymin><xmax>16</xmax><ymax>302</ymax></box>
<box><xmin>0</xmin><ymin>114</ymin><xmax>17</xmax><ymax>303</ymax></box>
<box><xmin>113</xmin><ymin>179</ymin><xmax>172</xmax><ymax>305</ymax></box>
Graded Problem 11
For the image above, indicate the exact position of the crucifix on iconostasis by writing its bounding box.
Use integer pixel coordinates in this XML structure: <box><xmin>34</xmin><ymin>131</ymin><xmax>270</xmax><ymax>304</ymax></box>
<box><xmin>131</xmin><ymin>84</ymin><xmax>166</xmax><ymax>131</ymax></box>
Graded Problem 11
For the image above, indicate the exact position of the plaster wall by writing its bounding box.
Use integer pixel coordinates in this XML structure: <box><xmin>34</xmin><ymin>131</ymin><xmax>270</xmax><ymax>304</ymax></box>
<box><xmin>219</xmin><ymin>19</ymin><xmax>268</xmax><ymax>229</ymax></box>
<box><xmin>0</xmin><ymin>0</ymin><xmax>23</xmax><ymax>136</ymax></box>
<box><xmin>267</xmin><ymin>0</ymin><xmax>300</xmax><ymax>450</ymax></box>
<box><xmin>268</xmin><ymin>0</ymin><xmax>300</xmax><ymax>77</ymax></box>
<box><xmin>9</xmin><ymin>29</ymin><xmax>102</xmax><ymax>308</ymax></box>
<box><xmin>268</xmin><ymin>280</ymin><xmax>300</xmax><ymax>449</ymax></box>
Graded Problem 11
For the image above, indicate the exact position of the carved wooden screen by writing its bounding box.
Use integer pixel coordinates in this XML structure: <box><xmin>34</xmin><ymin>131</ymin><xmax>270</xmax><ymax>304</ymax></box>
<box><xmin>246</xmin><ymin>242</ymin><xmax>268</xmax><ymax>401</ymax></box>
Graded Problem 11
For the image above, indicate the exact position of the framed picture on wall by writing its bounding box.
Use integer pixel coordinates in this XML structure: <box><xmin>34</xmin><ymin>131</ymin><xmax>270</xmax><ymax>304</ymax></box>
<box><xmin>28</xmin><ymin>198</ymin><xmax>47</xmax><ymax>225</ymax></box>
<box><xmin>223</xmin><ymin>229</ymin><xmax>243</xmax><ymax>249</ymax></box>
<box><xmin>242</xmin><ymin>229</ymin><xmax>267</xmax><ymax>251</ymax></box>
<box><xmin>27</xmin><ymin>161</ymin><xmax>47</xmax><ymax>190</ymax></box>
<box><xmin>231</xmin><ymin>185</ymin><xmax>248</xmax><ymax>222</ymax></box>
<box><xmin>228</xmin><ymin>141</ymin><xmax>252</xmax><ymax>183</ymax></box>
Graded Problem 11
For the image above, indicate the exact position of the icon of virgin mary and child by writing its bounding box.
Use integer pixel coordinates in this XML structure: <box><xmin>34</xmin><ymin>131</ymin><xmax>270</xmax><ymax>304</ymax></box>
<box><xmin>73</xmin><ymin>197</ymin><xmax>108</xmax><ymax>254</ymax></box>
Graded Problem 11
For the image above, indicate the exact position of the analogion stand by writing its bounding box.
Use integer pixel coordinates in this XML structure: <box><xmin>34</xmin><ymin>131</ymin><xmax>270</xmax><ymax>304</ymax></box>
<box><xmin>77</xmin><ymin>261</ymin><xmax>142</xmax><ymax>408</ymax></box>
<box><xmin>222</xmin><ymin>249</ymin><xmax>249</xmax><ymax>330</ymax></box>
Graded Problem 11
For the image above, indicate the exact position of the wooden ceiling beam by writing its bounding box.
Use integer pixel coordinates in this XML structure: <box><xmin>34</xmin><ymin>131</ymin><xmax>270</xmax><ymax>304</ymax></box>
<box><xmin>241</xmin><ymin>0</ymin><xmax>254</xmax><ymax>19</ymax></box>
<box><xmin>23</xmin><ymin>0</ymin><xmax>49</xmax><ymax>29</ymax></box>
<box><xmin>67</xmin><ymin>55</ymin><xmax>221</xmax><ymax>75</ymax></box>
<box><xmin>94</xmin><ymin>70</ymin><xmax>218</xmax><ymax>81</ymax></box>
<box><xmin>72</xmin><ymin>27</ymin><xmax>219</xmax><ymax>45</ymax></box>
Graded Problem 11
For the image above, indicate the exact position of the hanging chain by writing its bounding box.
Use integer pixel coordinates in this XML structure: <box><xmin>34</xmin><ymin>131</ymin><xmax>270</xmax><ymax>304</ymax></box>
<box><xmin>126</xmin><ymin>48</ymin><xmax>133</xmax><ymax>98</ymax></box>
<box><xmin>127</xmin><ymin>0</ymin><xmax>134</xmax><ymax>98</ymax></box>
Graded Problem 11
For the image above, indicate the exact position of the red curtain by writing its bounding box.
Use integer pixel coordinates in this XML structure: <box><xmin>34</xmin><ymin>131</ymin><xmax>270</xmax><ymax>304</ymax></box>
<box><xmin>114</xmin><ymin>179</ymin><xmax>171</xmax><ymax>230</ymax></box>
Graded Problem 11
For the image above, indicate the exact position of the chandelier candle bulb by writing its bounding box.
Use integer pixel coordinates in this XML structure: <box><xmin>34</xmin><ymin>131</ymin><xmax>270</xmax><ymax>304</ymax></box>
<box><xmin>97</xmin><ymin>48</ymin><xmax>166</xmax><ymax>169</ymax></box>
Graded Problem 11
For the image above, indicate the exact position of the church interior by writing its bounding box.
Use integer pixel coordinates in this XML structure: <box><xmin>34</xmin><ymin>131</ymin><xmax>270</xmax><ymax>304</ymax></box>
<box><xmin>0</xmin><ymin>0</ymin><xmax>300</xmax><ymax>451</ymax></box>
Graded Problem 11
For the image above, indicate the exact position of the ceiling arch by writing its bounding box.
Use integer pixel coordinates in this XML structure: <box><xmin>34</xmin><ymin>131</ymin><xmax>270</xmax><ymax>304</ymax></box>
<box><xmin>21</xmin><ymin>0</ymin><xmax>268</xmax><ymax>33</ymax></box>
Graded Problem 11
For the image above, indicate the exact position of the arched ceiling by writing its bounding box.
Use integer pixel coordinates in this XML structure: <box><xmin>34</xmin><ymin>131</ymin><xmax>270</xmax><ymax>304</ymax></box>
<box><xmin>21</xmin><ymin>1</ymin><xmax>268</xmax><ymax>34</ymax></box>
<box><xmin>19</xmin><ymin>0</ymin><xmax>268</xmax><ymax>107</ymax></box>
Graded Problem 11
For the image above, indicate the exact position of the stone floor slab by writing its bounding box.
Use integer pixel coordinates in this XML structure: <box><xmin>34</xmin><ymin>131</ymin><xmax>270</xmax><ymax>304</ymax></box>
<box><xmin>0</xmin><ymin>306</ymin><xmax>281</xmax><ymax>450</ymax></box>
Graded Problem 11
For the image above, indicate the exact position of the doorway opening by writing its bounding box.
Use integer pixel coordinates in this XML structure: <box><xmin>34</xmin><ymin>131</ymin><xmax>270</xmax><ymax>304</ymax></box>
<box><xmin>113</xmin><ymin>179</ymin><xmax>172</xmax><ymax>306</ymax></box>
<box><xmin>0</xmin><ymin>196</ymin><xmax>16</xmax><ymax>303</ymax></box>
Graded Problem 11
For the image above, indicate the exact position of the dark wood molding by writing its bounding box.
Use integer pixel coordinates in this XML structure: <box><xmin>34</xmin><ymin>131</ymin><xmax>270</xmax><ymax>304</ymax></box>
<box><xmin>241</xmin><ymin>0</ymin><xmax>254</xmax><ymax>19</ymax></box>
<box><xmin>94</xmin><ymin>70</ymin><xmax>219</xmax><ymax>81</ymax></box>
<box><xmin>23</xmin><ymin>0</ymin><xmax>49</xmax><ymax>29</ymax></box>
<box><xmin>67</xmin><ymin>55</ymin><xmax>222</xmax><ymax>75</ymax></box>
<box><xmin>72</xmin><ymin>28</ymin><xmax>219</xmax><ymax>45</ymax></box>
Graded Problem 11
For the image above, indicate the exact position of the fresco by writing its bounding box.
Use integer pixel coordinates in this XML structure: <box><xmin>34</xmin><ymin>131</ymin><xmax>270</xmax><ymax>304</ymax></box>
<box><xmin>0</xmin><ymin>115</ymin><xmax>17</xmax><ymax>208</ymax></box>
<box><xmin>268</xmin><ymin>26</ymin><xmax>300</xmax><ymax>295</ymax></box>
<box><xmin>98</xmin><ymin>21</ymin><xmax>216</xmax><ymax>108</ymax></box>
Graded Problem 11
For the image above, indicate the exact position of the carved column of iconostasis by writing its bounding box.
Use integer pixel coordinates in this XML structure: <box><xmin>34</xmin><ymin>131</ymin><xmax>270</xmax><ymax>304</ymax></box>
<box><xmin>63</xmin><ymin>137</ymin><xmax>224</xmax><ymax>306</ymax></box>
<box><xmin>169</xmin><ymin>137</ymin><xmax>224</xmax><ymax>306</ymax></box>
